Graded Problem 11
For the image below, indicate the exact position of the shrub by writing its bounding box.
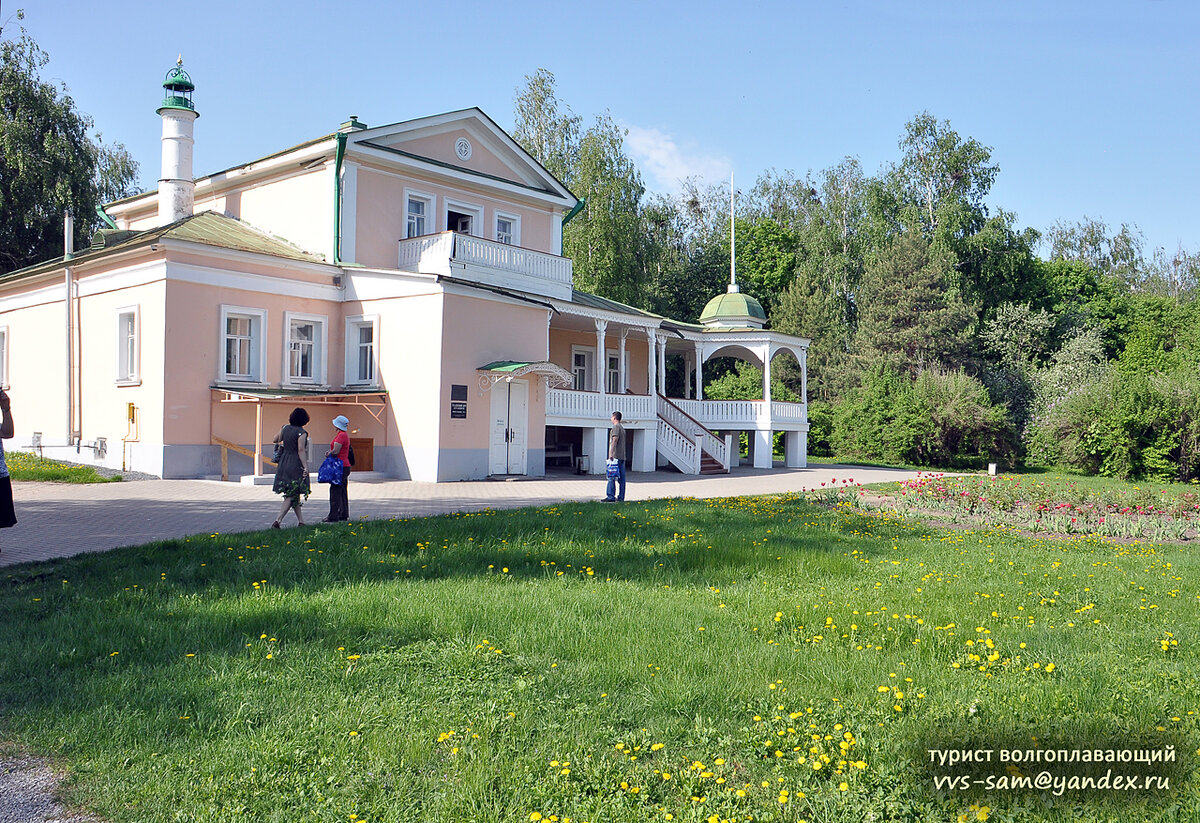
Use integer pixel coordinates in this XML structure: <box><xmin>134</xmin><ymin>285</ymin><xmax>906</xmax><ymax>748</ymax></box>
<box><xmin>831</xmin><ymin>365</ymin><xmax>1015</xmax><ymax>468</ymax></box>
<box><xmin>1029</xmin><ymin>369</ymin><xmax>1200</xmax><ymax>482</ymax></box>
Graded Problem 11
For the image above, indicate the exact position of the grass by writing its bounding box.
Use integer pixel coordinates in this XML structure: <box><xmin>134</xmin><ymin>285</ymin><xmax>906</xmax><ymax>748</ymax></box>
<box><xmin>5</xmin><ymin>450</ymin><xmax>122</xmax><ymax>483</ymax></box>
<box><xmin>1</xmin><ymin>492</ymin><xmax>1198</xmax><ymax>822</ymax></box>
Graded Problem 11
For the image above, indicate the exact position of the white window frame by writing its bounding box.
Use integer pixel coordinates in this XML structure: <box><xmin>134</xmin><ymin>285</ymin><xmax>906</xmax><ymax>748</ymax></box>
<box><xmin>494</xmin><ymin>211</ymin><xmax>521</xmax><ymax>246</ymax></box>
<box><xmin>219</xmin><ymin>305</ymin><xmax>268</xmax><ymax>384</ymax></box>
<box><xmin>571</xmin><ymin>345</ymin><xmax>595</xmax><ymax>391</ymax></box>
<box><xmin>404</xmin><ymin>189</ymin><xmax>436</xmax><ymax>238</ymax></box>
<box><xmin>283</xmin><ymin>311</ymin><xmax>328</xmax><ymax>386</ymax></box>
<box><xmin>0</xmin><ymin>326</ymin><xmax>8</xmax><ymax>390</ymax></box>
<box><xmin>344</xmin><ymin>314</ymin><xmax>379</xmax><ymax>387</ymax></box>
<box><xmin>116</xmin><ymin>305</ymin><xmax>140</xmax><ymax>386</ymax></box>
<box><xmin>606</xmin><ymin>349</ymin><xmax>621</xmax><ymax>395</ymax></box>
<box><xmin>444</xmin><ymin>198</ymin><xmax>483</xmax><ymax>237</ymax></box>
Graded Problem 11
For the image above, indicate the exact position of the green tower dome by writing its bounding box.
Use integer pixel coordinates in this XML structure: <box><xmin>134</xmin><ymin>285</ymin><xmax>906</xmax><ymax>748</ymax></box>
<box><xmin>157</xmin><ymin>57</ymin><xmax>197</xmax><ymax>115</ymax></box>
<box><xmin>699</xmin><ymin>287</ymin><xmax>766</xmax><ymax>329</ymax></box>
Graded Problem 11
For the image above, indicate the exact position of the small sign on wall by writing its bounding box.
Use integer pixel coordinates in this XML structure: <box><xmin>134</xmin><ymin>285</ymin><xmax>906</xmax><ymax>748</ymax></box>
<box><xmin>450</xmin><ymin>384</ymin><xmax>468</xmax><ymax>419</ymax></box>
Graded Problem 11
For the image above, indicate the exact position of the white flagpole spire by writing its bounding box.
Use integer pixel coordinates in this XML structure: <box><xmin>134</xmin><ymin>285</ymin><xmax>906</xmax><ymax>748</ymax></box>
<box><xmin>729</xmin><ymin>172</ymin><xmax>739</xmax><ymax>293</ymax></box>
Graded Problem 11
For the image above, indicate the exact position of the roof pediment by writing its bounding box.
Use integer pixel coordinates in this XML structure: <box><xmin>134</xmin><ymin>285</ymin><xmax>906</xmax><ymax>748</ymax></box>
<box><xmin>348</xmin><ymin>108</ymin><xmax>575</xmax><ymax>203</ymax></box>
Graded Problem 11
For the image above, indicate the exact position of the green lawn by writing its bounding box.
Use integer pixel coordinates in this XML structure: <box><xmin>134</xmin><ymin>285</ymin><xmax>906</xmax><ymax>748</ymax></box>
<box><xmin>5</xmin><ymin>450</ymin><xmax>122</xmax><ymax>482</ymax></box>
<box><xmin>1</xmin><ymin>492</ymin><xmax>1196</xmax><ymax>822</ymax></box>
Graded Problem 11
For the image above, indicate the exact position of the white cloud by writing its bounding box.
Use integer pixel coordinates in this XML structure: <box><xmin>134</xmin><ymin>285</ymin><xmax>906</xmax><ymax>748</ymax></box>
<box><xmin>622</xmin><ymin>123</ymin><xmax>730</xmax><ymax>197</ymax></box>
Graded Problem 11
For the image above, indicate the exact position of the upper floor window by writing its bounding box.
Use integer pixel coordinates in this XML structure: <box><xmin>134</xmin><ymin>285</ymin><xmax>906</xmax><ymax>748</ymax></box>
<box><xmin>220</xmin><ymin>305</ymin><xmax>268</xmax><ymax>383</ymax></box>
<box><xmin>607</xmin><ymin>351</ymin><xmax>621</xmax><ymax>395</ymax></box>
<box><xmin>446</xmin><ymin>199</ymin><xmax>482</xmax><ymax>237</ymax></box>
<box><xmin>495</xmin><ymin>214</ymin><xmax>520</xmax><ymax>245</ymax></box>
<box><xmin>116</xmin><ymin>306</ymin><xmax>140</xmax><ymax>385</ymax></box>
<box><xmin>345</xmin><ymin>315</ymin><xmax>378</xmax><ymax>385</ymax></box>
<box><xmin>407</xmin><ymin>194</ymin><xmax>432</xmax><ymax>238</ymax></box>
<box><xmin>285</xmin><ymin>312</ymin><xmax>327</xmax><ymax>384</ymax></box>
<box><xmin>571</xmin><ymin>347</ymin><xmax>594</xmax><ymax>391</ymax></box>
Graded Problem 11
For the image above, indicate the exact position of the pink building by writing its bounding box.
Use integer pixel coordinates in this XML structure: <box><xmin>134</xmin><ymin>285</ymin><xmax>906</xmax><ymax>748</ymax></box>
<box><xmin>0</xmin><ymin>63</ymin><xmax>809</xmax><ymax>482</ymax></box>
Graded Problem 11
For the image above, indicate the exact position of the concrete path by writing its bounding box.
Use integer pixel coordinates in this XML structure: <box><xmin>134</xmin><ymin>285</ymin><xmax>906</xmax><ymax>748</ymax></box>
<box><xmin>0</xmin><ymin>464</ymin><xmax>923</xmax><ymax>567</ymax></box>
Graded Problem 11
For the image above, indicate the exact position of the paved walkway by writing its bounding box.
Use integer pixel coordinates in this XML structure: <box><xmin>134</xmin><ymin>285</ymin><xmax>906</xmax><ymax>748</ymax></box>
<box><xmin>0</xmin><ymin>464</ymin><xmax>922</xmax><ymax>567</ymax></box>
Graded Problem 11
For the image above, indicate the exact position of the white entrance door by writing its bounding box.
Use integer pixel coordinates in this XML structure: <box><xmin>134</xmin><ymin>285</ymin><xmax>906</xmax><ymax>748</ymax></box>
<box><xmin>488</xmin><ymin>380</ymin><xmax>528</xmax><ymax>475</ymax></box>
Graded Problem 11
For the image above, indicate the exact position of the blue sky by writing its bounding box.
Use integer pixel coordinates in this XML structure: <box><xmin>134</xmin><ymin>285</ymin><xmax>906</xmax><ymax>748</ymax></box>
<box><xmin>13</xmin><ymin>0</ymin><xmax>1198</xmax><ymax>257</ymax></box>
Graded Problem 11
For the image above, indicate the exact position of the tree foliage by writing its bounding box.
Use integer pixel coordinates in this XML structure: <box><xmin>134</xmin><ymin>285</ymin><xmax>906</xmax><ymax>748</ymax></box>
<box><xmin>509</xmin><ymin>77</ymin><xmax>1200</xmax><ymax>479</ymax></box>
<box><xmin>0</xmin><ymin>16</ymin><xmax>138</xmax><ymax>272</ymax></box>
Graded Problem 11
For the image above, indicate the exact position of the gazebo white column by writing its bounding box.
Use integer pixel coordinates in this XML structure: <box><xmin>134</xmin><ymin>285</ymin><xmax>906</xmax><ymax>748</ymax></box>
<box><xmin>683</xmin><ymin>350</ymin><xmax>694</xmax><ymax>399</ymax></box>
<box><xmin>752</xmin><ymin>342</ymin><xmax>772</xmax><ymax>468</ymax></box>
<box><xmin>595</xmin><ymin>319</ymin><xmax>608</xmax><ymax>397</ymax></box>
<box><xmin>800</xmin><ymin>348</ymin><xmax>808</xmax><ymax>404</ymax></box>
<box><xmin>761</xmin><ymin>344</ymin><xmax>772</xmax><ymax>405</ymax></box>
<box><xmin>694</xmin><ymin>341</ymin><xmax>704</xmax><ymax>401</ymax></box>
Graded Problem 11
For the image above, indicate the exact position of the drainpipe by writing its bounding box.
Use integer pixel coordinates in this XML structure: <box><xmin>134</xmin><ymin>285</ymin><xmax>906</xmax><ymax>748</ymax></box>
<box><xmin>333</xmin><ymin>132</ymin><xmax>348</xmax><ymax>264</ymax></box>
<box><xmin>95</xmin><ymin>204</ymin><xmax>119</xmax><ymax>230</ymax></box>
<box><xmin>64</xmin><ymin>213</ymin><xmax>75</xmax><ymax>444</ymax></box>
<box><xmin>561</xmin><ymin>198</ymin><xmax>585</xmax><ymax>227</ymax></box>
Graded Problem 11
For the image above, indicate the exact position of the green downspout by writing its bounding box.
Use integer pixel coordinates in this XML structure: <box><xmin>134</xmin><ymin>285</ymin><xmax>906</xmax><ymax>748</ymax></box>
<box><xmin>95</xmin><ymin>204</ymin><xmax>119</xmax><ymax>230</ymax></box>
<box><xmin>333</xmin><ymin>132</ymin><xmax>348</xmax><ymax>265</ymax></box>
<box><xmin>561</xmin><ymin>197</ymin><xmax>585</xmax><ymax>227</ymax></box>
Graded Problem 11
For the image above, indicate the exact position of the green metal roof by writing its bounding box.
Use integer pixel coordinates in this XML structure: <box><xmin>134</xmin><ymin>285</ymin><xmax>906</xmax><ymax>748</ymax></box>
<box><xmin>699</xmin><ymin>291</ymin><xmax>766</xmax><ymax>323</ymax></box>
<box><xmin>568</xmin><ymin>288</ymin><xmax>665</xmax><ymax>320</ymax></box>
<box><xmin>0</xmin><ymin>211</ymin><xmax>327</xmax><ymax>284</ymax></box>
<box><xmin>478</xmin><ymin>361</ymin><xmax>532</xmax><ymax>372</ymax></box>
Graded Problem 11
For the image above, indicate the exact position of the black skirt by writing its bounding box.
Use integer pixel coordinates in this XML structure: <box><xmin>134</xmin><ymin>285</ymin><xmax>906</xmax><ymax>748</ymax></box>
<box><xmin>0</xmin><ymin>476</ymin><xmax>15</xmax><ymax>528</ymax></box>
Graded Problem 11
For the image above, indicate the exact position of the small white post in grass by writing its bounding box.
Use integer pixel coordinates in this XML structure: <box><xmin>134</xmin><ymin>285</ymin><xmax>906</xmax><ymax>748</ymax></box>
<box><xmin>988</xmin><ymin>462</ymin><xmax>998</xmax><ymax>476</ymax></box>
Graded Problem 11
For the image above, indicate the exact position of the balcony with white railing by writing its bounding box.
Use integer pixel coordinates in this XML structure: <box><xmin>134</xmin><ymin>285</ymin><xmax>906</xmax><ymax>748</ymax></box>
<box><xmin>398</xmin><ymin>231</ymin><xmax>574</xmax><ymax>300</ymax></box>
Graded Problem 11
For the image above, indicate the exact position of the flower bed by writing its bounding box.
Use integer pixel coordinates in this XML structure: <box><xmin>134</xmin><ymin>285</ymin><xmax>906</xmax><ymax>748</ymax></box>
<box><xmin>843</xmin><ymin>472</ymin><xmax>1200</xmax><ymax>542</ymax></box>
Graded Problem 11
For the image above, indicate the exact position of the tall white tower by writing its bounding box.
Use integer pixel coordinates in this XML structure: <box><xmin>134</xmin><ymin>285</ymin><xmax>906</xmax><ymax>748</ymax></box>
<box><xmin>156</xmin><ymin>57</ymin><xmax>199</xmax><ymax>225</ymax></box>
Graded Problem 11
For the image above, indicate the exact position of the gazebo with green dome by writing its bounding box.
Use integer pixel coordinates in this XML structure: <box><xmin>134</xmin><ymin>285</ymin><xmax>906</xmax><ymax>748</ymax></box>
<box><xmin>699</xmin><ymin>284</ymin><xmax>767</xmax><ymax>329</ymax></box>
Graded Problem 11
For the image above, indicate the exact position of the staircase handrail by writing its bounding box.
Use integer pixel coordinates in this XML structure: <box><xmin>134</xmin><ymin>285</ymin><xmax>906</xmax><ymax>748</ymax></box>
<box><xmin>657</xmin><ymin>394</ymin><xmax>728</xmax><ymax>468</ymax></box>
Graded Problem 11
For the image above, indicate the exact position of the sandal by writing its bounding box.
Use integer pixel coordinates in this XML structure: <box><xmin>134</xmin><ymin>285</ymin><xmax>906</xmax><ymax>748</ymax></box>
<box><xmin>271</xmin><ymin>521</ymin><xmax>281</xmax><ymax>529</ymax></box>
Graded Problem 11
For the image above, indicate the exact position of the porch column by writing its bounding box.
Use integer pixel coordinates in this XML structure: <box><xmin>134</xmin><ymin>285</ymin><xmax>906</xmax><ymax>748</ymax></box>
<box><xmin>618</xmin><ymin>329</ymin><xmax>628</xmax><ymax>394</ymax></box>
<box><xmin>656</xmin><ymin>334</ymin><xmax>667</xmax><ymax>396</ymax></box>
<box><xmin>752</xmin><ymin>429</ymin><xmax>773</xmax><ymax>469</ymax></box>
<box><xmin>632</xmin><ymin>426</ymin><xmax>655</xmax><ymax>471</ymax></box>
<box><xmin>784</xmin><ymin>430</ymin><xmax>806</xmax><ymax>468</ymax></box>
<box><xmin>646</xmin><ymin>328</ymin><xmax>657</xmax><ymax>397</ymax></box>
<box><xmin>594</xmin><ymin>319</ymin><xmax>608</xmax><ymax>397</ymax></box>
<box><xmin>254</xmin><ymin>400</ymin><xmax>263</xmax><ymax>477</ymax></box>
<box><xmin>585</xmin><ymin>426</ymin><xmax>608</xmax><ymax>474</ymax></box>
<box><xmin>684</xmin><ymin>350</ymin><xmax>694</xmax><ymax>399</ymax></box>
<box><xmin>694</xmin><ymin>341</ymin><xmax>704</xmax><ymax>401</ymax></box>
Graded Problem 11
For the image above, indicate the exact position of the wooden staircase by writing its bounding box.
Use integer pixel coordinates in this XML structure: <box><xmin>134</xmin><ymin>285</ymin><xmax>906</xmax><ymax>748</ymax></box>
<box><xmin>655</xmin><ymin>394</ymin><xmax>730</xmax><ymax>475</ymax></box>
<box><xmin>699</xmin><ymin>452</ymin><xmax>725</xmax><ymax>474</ymax></box>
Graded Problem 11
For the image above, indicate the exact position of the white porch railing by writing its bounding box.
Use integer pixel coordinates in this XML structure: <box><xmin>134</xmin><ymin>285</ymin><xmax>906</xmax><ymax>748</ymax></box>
<box><xmin>657</xmin><ymin>418</ymin><xmax>700</xmax><ymax>475</ymax></box>
<box><xmin>546</xmin><ymin>390</ymin><xmax>654</xmax><ymax>423</ymax></box>
<box><xmin>398</xmin><ymin>232</ymin><xmax>573</xmax><ymax>298</ymax></box>
<box><xmin>673</xmin><ymin>398</ymin><xmax>807</xmax><ymax>429</ymax></box>
<box><xmin>656</xmin><ymin>395</ymin><xmax>728</xmax><ymax>470</ymax></box>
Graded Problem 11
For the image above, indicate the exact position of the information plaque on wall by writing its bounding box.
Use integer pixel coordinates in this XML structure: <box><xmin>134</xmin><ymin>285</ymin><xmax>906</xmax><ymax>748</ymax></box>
<box><xmin>450</xmin><ymin>384</ymin><xmax>468</xmax><ymax>419</ymax></box>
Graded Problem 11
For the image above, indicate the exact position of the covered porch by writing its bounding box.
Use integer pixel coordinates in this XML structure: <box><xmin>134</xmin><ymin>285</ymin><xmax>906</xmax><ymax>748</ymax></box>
<box><xmin>544</xmin><ymin>302</ymin><xmax>809</xmax><ymax>475</ymax></box>
<box><xmin>209</xmin><ymin>388</ymin><xmax>389</xmax><ymax>482</ymax></box>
